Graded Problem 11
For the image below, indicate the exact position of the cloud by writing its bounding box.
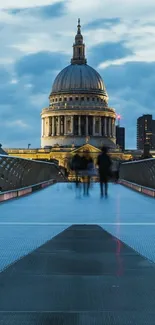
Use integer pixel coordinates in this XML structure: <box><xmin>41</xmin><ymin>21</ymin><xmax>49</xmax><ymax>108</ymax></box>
<box><xmin>6</xmin><ymin>119</ymin><xmax>30</xmax><ymax>128</ymax></box>
<box><xmin>100</xmin><ymin>61</ymin><xmax>155</xmax><ymax>148</ymax></box>
<box><xmin>66</xmin><ymin>0</ymin><xmax>155</xmax><ymax>20</ymax></box>
<box><xmin>15</xmin><ymin>51</ymin><xmax>69</xmax><ymax>94</ymax></box>
<box><xmin>15</xmin><ymin>51</ymin><xmax>68</xmax><ymax>76</ymax></box>
<box><xmin>0</xmin><ymin>0</ymin><xmax>63</xmax><ymax>9</ymax></box>
<box><xmin>84</xmin><ymin>18</ymin><xmax>121</xmax><ymax>29</ymax></box>
<box><xmin>0</xmin><ymin>0</ymin><xmax>155</xmax><ymax>148</ymax></box>
<box><xmin>88</xmin><ymin>41</ymin><xmax>133</xmax><ymax>67</ymax></box>
<box><xmin>5</xmin><ymin>2</ymin><xmax>66</xmax><ymax>18</ymax></box>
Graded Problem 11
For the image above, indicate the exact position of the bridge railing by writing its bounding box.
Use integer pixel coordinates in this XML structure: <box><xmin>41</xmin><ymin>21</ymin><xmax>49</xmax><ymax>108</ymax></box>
<box><xmin>0</xmin><ymin>154</ymin><xmax>66</xmax><ymax>192</ymax></box>
<box><xmin>119</xmin><ymin>158</ymin><xmax>155</xmax><ymax>189</ymax></box>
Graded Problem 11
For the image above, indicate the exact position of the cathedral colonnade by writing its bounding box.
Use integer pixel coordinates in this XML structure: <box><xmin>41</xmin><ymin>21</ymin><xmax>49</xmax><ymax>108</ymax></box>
<box><xmin>41</xmin><ymin>115</ymin><xmax>116</xmax><ymax>139</ymax></box>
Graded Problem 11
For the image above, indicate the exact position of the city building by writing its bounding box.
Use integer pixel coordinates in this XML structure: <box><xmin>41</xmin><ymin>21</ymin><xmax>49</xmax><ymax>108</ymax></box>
<box><xmin>5</xmin><ymin>20</ymin><xmax>134</xmax><ymax>171</ymax></box>
<box><xmin>116</xmin><ymin>125</ymin><xmax>125</xmax><ymax>151</ymax></box>
<box><xmin>137</xmin><ymin>114</ymin><xmax>155</xmax><ymax>150</ymax></box>
<box><xmin>41</xmin><ymin>19</ymin><xmax>116</xmax><ymax>149</ymax></box>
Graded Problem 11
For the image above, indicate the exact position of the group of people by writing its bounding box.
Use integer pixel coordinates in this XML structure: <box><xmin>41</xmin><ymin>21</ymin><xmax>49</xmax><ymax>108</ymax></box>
<box><xmin>71</xmin><ymin>146</ymin><xmax>119</xmax><ymax>197</ymax></box>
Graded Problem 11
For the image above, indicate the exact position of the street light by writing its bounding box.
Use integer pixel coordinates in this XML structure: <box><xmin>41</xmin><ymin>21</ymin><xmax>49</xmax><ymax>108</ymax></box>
<box><xmin>116</xmin><ymin>114</ymin><xmax>121</xmax><ymax>127</ymax></box>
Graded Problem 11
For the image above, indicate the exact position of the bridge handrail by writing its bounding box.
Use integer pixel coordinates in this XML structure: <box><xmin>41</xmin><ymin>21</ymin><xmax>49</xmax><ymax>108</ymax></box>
<box><xmin>0</xmin><ymin>155</ymin><xmax>66</xmax><ymax>192</ymax></box>
<box><xmin>122</xmin><ymin>158</ymin><xmax>155</xmax><ymax>164</ymax></box>
<box><xmin>0</xmin><ymin>153</ymin><xmax>56</xmax><ymax>165</ymax></box>
<box><xmin>0</xmin><ymin>178</ymin><xmax>54</xmax><ymax>195</ymax></box>
<box><xmin>120</xmin><ymin>158</ymin><xmax>155</xmax><ymax>189</ymax></box>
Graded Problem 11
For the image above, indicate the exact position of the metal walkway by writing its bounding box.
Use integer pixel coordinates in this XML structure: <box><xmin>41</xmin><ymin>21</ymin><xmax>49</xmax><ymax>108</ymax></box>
<box><xmin>0</xmin><ymin>183</ymin><xmax>155</xmax><ymax>324</ymax></box>
<box><xmin>0</xmin><ymin>182</ymin><xmax>155</xmax><ymax>270</ymax></box>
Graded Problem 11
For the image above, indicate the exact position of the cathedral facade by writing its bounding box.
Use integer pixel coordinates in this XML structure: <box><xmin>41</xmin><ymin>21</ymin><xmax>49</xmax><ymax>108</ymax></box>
<box><xmin>41</xmin><ymin>19</ymin><xmax>116</xmax><ymax>149</ymax></box>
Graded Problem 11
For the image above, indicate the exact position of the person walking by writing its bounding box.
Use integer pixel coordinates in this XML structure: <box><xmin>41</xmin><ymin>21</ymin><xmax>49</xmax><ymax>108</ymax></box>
<box><xmin>71</xmin><ymin>154</ymin><xmax>81</xmax><ymax>188</ymax></box>
<box><xmin>81</xmin><ymin>151</ymin><xmax>93</xmax><ymax>196</ymax></box>
<box><xmin>97</xmin><ymin>146</ymin><xmax>112</xmax><ymax>197</ymax></box>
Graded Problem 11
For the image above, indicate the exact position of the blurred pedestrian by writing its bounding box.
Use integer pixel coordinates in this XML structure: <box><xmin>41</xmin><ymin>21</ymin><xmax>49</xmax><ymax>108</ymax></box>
<box><xmin>81</xmin><ymin>151</ymin><xmax>93</xmax><ymax>196</ymax></box>
<box><xmin>71</xmin><ymin>154</ymin><xmax>81</xmax><ymax>188</ymax></box>
<box><xmin>97</xmin><ymin>146</ymin><xmax>112</xmax><ymax>197</ymax></box>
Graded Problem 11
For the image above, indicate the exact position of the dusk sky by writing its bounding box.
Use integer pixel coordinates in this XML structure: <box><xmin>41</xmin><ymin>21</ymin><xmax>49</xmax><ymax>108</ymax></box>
<box><xmin>0</xmin><ymin>0</ymin><xmax>155</xmax><ymax>149</ymax></box>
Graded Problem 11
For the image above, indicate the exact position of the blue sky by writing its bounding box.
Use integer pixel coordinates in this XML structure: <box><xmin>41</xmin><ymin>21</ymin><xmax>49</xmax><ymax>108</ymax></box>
<box><xmin>0</xmin><ymin>0</ymin><xmax>155</xmax><ymax>149</ymax></box>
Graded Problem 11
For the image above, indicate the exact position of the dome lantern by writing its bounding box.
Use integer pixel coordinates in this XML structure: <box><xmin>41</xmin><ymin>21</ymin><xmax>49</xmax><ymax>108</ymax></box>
<box><xmin>71</xmin><ymin>18</ymin><xmax>87</xmax><ymax>65</ymax></box>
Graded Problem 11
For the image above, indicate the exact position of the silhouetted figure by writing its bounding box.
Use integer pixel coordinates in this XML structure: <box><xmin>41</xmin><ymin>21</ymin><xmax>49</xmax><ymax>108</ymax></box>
<box><xmin>81</xmin><ymin>151</ymin><xmax>93</xmax><ymax>196</ymax></box>
<box><xmin>97</xmin><ymin>146</ymin><xmax>112</xmax><ymax>197</ymax></box>
<box><xmin>71</xmin><ymin>154</ymin><xmax>81</xmax><ymax>187</ymax></box>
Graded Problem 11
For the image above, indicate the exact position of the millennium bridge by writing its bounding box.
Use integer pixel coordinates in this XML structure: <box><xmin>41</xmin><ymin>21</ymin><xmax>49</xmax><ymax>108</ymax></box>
<box><xmin>0</xmin><ymin>154</ymin><xmax>155</xmax><ymax>324</ymax></box>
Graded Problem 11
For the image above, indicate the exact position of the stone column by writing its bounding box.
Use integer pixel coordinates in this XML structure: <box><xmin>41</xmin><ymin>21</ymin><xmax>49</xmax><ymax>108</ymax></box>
<box><xmin>112</xmin><ymin>118</ymin><xmax>115</xmax><ymax>137</ymax></box>
<box><xmin>64</xmin><ymin>116</ymin><xmax>67</xmax><ymax>135</ymax></box>
<box><xmin>108</xmin><ymin>118</ymin><xmax>111</xmax><ymax>137</ymax></box>
<box><xmin>48</xmin><ymin>117</ymin><xmax>52</xmax><ymax>136</ymax></box>
<box><xmin>93</xmin><ymin>117</ymin><xmax>96</xmax><ymax>136</ymax></box>
<box><xmin>86</xmin><ymin>116</ymin><xmax>88</xmax><ymax>136</ymax></box>
<box><xmin>104</xmin><ymin>117</ymin><xmax>107</xmax><ymax>136</ymax></box>
<box><xmin>41</xmin><ymin>118</ymin><xmax>44</xmax><ymax>137</ymax></box>
<box><xmin>57</xmin><ymin>116</ymin><xmax>60</xmax><ymax>135</ymax></box>
<box><xmin>111</xmin><ymin>118</ymin><xmax>113</xmax><ymax>137</ymax></box>
<box><xmin>78</xmin><ymin>116</ymin><xmax>81</xmax><ymax>136</ymax></box>
<box><xmin>52</xmin><ymin>116</ymin><xmax>55</xmax><ymax>136</ymax></box>
<box><xmin>45</xmin><ymin>118</ymin><xmax>48</xmax><ymax>137</ymax></box>
<box><xmin>71</xmin><ymin>116</ymin><xmax>74</xmax><ymax>134</ymax></box>
<box><xmin>114</xmin><ymin>119</ymin><xmax>116</xmax><ymax>138</ymax></box>
<box><xmin>99</xmin><ymin>117</ymin><xmax>102</xmax><ymax>136</ymax></box>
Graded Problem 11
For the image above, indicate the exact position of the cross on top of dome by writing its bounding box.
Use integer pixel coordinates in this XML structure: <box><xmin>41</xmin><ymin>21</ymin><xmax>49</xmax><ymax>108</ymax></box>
<box><xmin>77</xmin><ymin>18</ymin><xmax>81</xmax><ymax>34</ymax></box>
<box><xmin>71</xmin><ymin>19</ymin><xmax>87</xmax><ymax>65</ymax></box>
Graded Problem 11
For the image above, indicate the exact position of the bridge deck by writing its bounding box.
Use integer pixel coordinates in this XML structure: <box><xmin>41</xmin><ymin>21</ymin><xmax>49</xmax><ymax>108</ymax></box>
<box><xmin>0</xmin><ymin>183</ymin><xmax>155</xmax><ymax>323</ymax></box>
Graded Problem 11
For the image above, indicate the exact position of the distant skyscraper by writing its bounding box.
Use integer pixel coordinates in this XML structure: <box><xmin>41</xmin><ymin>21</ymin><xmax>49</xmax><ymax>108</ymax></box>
<box><xmin>116</xmin><ymin>125</ymin><xmax>125</xmax><ymax>151</ymax></box>
<box><xmin>137</xmin><ymin>114</ymin><xmax>155</xmax><ymax>150</ymax></box>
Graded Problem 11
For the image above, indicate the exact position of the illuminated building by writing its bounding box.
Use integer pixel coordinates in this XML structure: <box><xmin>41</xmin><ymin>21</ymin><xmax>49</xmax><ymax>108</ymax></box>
<box><xmin>5</xmin><ymin>20</ymin><xmax>134</xmax><ymax>170</ymax></box>
<box><xmin>41</xmin><ymin>19</ymin><xmax>116</xmax><ymax>149</ymax></box>
<box><xmin>137</xmin><ymin>115</ymin><xmax>155</xmax><ymax>150</ymax></box>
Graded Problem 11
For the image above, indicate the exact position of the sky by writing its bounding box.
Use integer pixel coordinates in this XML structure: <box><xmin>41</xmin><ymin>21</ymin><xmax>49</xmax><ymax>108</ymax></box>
<box><xmin>0</xmin><ymin>0</ymin><xmax>155</xmax><ymax>149</ymax></box>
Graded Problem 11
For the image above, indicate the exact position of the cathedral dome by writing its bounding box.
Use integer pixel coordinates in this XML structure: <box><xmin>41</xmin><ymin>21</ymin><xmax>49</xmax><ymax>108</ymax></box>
<box><xmin>50</xmin><ymin>18</ymin><xmax>108</xmax><ymax>98</ymax></box>
<box><xmin>52</xmin><ymin>64</ymin><xmax>107</xmax><ymax>96</ymax></box>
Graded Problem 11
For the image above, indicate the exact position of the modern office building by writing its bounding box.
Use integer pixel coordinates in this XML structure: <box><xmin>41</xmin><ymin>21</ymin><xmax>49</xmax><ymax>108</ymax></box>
<box><xmin>137</xmin><ymin>114</ymin><xmax>155</xmax><ymax>150</ymax></box>
<box><xmin>116</xmin><ymin>126</ymin><xmax>125</xmax><ymax>151</ymax></box>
